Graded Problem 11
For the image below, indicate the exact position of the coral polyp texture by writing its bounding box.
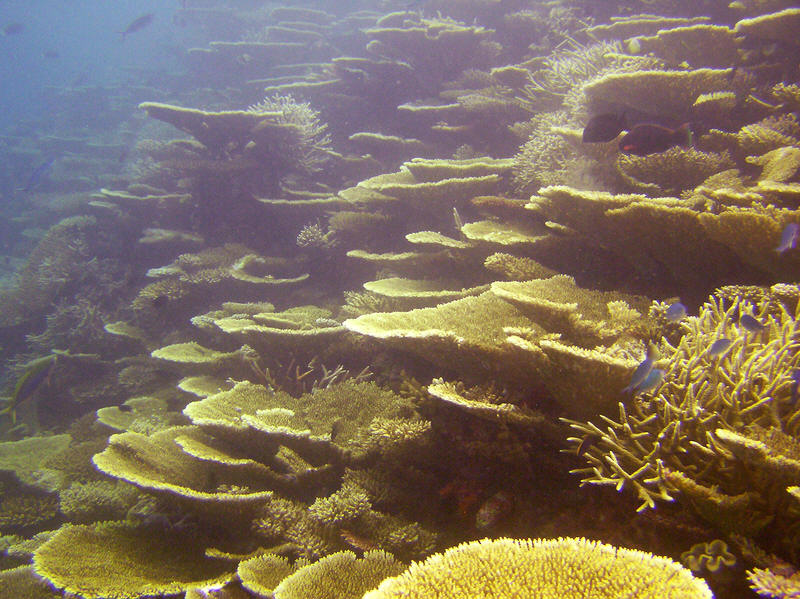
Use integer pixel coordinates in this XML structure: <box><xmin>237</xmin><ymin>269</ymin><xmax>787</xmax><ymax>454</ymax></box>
<box><xmin>363</xmin><ymin>537</ymin><xmax>712</xmax><ymax>599</ymax></box>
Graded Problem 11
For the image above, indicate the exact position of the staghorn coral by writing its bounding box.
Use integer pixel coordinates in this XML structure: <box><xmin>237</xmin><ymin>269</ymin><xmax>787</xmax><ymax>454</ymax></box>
<box><xmin>748</xmin><ymin>566</ymin><xmax>800</xmax><ymax>598</ymax></box>
<box><xmin>565</xmin><ymin>290</ymin><xmax>800</xmax><ymax>542</ymax></box>
<box><xmin>363</xmin><ymin>537</ymin><xmax>712</xmax><ymax>598</ymax></box>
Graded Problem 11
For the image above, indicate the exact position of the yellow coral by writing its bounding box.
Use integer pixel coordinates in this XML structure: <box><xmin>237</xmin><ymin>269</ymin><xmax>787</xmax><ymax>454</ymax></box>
<box><xmin>33</xmin><ymin>521</ymin><xmax>234</xmax><ymax>599</ymax></box>
<box><xmin>566</xmin><ymin>291</ymin><xmax>800</xmax><ymax>525</ymax></box>
<box><xmin>364</xmin><ymin>537</ymin><xmax>711</xmax><ymax>598</ymax></box>
<box><xmin>274</xmin><ymin>550</ymin><xmax>404</xmax><ymax>599</ymax></box>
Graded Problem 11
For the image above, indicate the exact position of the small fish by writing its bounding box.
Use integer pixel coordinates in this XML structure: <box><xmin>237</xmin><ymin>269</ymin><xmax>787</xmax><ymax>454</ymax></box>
<box><xmin>120</xmin><ymin>13</ymin><xmax>154</xmax><ymax>40</ymax></box>
<box><xmin>708</xmin><ymin>338</ymin><xmax>733</xmax><ymax>358</ymax></box>
<box><xmin>475</xmin><ymin>491</ymin><xmax>514</xmax><ymax>530</ymax></box>
<box><xmin>636</xmin><ymin>368</ymin><xmax>665</xmax><ymax>394</ymax></box>
<box><xmin>790</xmin><ymin>369</ymin><xmax>800</xmax><ymax>405</ymax></box>
<box><xmin>577</xmin><ymin>434</ymin><xmax>599</xmax><ymax>458</ymax></box>
<box><xmin>340</xmin><ymin>528</ymin><xmax>378</xmax><ymax>552</ymax></box>
<box><xmin>619</xmin><ymin>123</ymin><xmax>693</xmax><ymax>155</ymax></box>
<box><xmin>664</xmin><ymin>302</ymin><xmax>687</xmax><ymax>322</ymax></box>
<box><xmin>776</xmin><ymin>223</ymin><xmax>799</xmax><ymax>254</ymax></box>
<box><xmin>582</xmin><ymin>113</ymin><xmax>627</xmax><ymax>143</ymax></box>
<box><xmin>622</xmin><ymin>355</ymin><xmax>654</xmax><ymax>393</ymax></box>
<box><xmin>740</xmin><ymin>314</ymin><xmax>767</xmax><ymax>333</ymax></box>
<box><xmin>18</xmin><ymin>157</ymin><xmax>55</xmax><ymax>192</ymax></box>
<box><xmin>0</xmin><ymin>354</ymin><xmax>57</xmax><ymax>424</ymax></box>
<box><xmin>2</xmin><ymin>22</ymin><xmax>24</xmax><ymax>36</ymax></box>
<box><xmin>42</xmin><ymin>49</ymin><xmax>59</xmax><ymax>59</ymax></box>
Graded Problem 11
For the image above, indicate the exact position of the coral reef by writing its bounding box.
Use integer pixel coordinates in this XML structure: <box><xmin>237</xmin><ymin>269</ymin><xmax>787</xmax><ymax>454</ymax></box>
<box><xmin>565</xmin><ymin>290</ymin><xmax>800</xmax><ymax>551</ymax></box>
<box><xmin>3</xmin><ymin>2</ymin><xmax>800</xmax><ymax>598</ymax></box>
<box><xmin>364</xmin><ymin>537</ymin><xmax>712</xmax><ymax>598</ymax></box>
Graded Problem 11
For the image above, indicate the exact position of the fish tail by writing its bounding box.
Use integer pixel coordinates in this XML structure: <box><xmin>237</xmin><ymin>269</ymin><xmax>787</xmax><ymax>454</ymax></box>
<box><xmin>0</xmin><ymin>405</ymin><xmax>16</xmax><ymax>424</ymax></box>
<box><xmin>677</xmin><ymin>123</ymin><xmax>693</xmax><ymax>148</ymax></box>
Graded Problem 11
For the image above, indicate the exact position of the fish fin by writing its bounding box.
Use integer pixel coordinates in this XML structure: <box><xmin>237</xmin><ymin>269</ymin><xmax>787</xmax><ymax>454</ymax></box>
<box><xmin>0</xmin><ymin>405</ymin><xmax>16</xmax><ymax>425</ymax></box>
<box><xmin>676</xmin><ymin>123</ymin><xmax>693</xmax><ymax>148</ymax></box>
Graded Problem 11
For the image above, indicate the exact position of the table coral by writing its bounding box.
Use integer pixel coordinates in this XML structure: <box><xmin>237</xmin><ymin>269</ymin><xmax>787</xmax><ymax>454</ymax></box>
<box><xmin>272</xmin><ymin>550</ymin><xmax>404</xmax><ymax>599</ymax></box>
<box><xmin>33</xmin><ymin>521</ymin><xmax>234</xmax><ymax>599</ymax></box>
<box><xmin>363</xmin><ymin>537</ymin><xmax>712</xmax><ymax>598</ymax></box>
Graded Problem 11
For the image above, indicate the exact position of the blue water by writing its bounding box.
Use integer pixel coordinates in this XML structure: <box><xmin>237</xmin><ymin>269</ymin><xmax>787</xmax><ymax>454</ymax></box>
<box><xmin>0</xmin><ymin>0</ymin><xmax>189</xmax><ymax>131</ymax></box>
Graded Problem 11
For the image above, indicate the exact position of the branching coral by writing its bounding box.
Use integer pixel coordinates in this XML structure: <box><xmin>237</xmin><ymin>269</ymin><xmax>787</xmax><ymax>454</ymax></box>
<box><xmin>248</xmin><ymin>94</ymin><xmax>332</xmax><ymax>173</ymax></box>
<box><xmin>0</xmin><ymin>216</ymin><xmax>97</xmax><ymax>328</ymax></box>
<box><xmin>565</xmin><ymin>290</ymin><xmax>800</xmax><ymax>543</ymax></box>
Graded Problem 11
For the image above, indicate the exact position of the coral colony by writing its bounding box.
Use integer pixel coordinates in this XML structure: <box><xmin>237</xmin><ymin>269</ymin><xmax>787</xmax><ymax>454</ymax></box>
<box><xmin>1</xmin><ymin>2</ymin><xmax>800</xmax><ymax>598</ymax></box>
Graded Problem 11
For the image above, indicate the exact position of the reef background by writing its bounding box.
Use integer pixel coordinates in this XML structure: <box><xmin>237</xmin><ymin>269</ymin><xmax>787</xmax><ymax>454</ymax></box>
<box><xmin>1</xmin><ymin>1</ymin><xmax>799</xmax><ymax>598</ymax></box>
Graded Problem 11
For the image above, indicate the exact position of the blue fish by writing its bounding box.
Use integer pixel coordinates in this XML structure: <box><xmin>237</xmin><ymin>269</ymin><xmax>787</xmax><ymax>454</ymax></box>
<box><xmin>18</xmin><ymin>157</ymin><xmax>55</xmax><ymax>192</ymax></box>
<box><xmin>664</xmin><ymin>302</ymin><xmax>687</xmax><ymax>322</ymax></box>
<box><xmin>708</xmin><ymin>338</ymin><xmax>733</xmax><ymax>358</ymax></box>
<box><xmin>622</xmin><ymin>356</ymin><xmax>654</xmax><ymax>393</ymax></box>
<box><xmin>636</xmin><ymin>368</ymin><xmax>665</xmax><ymax>394</ymax></box>
<box><xmin>790</xmin><ymin>369</ymin><xmax>800</xmax><ymax>405</ymax></box>
<box><xmin>740</xmin><ymin>314</ymin><xmax>766</xmax><ymax>333</ymax></box>
<box><xmin>776</xmin><ymin>223</ymin><xmax>799</xmax><ymax>254</ymax></box>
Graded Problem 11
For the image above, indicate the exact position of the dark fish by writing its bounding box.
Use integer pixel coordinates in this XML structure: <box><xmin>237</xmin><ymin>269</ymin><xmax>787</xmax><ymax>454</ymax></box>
<box><xmin>790</xmin><ymin>369</ymin><xmax>800</xmax><ymax>405</ymax></box>
<box><xmin>664</xmin><ymin>302</ymin><xmax>687</xmax><ymax>322</ymax></box>
<box><xmin>582</xmin><ymin>113</ymin><xmax>627</xmax><ymax>143</ymax></box>
<box><xmin>2</xmin><ymin>22</ymin><xmax>24</xmax><ymax>36</ymax></box>
<box><xmin>0</xmin><ymin>354</ymin><xmax>57</xmax><ymax>424</ymax></box>
<box><xmin>636</xmin><ymin>368</ymin><xmax>665</xmax><ymax>394</ymax></box>
<box><xmin>776</xmin><ymin>223</ymin><xmax>799</xmax><ymax>254</ymax></box>
<box><xmin>475</xmin><ymin>491</ymin><xmax>513</xmax><ymax>530</ymax></box>
<box><xmin>619</xmin><ymin>123</ymin><xmax>693</xmax><ymax>155</ymax></box>
<box><xmin>740</xmin><ymin>314</ymin><xmax>767</xmax><ymax>333</ymax></box>
<box><xmin>18</xmin><ymin>157</ymin><xmax>55</xmax><ymax>192</ymax></box>
<box><xmin>42</xmin><ymin>49</ymin><xmax>59</xmax><ymax>59</ymax></box>
<box><xmin>577</xmin><ymin>433</ymin><xmax>599</xmax><ymax>458</ymax></box>
<box><xmin>622</xmin><ymin>355</ymin><xmax>654</xmax><ymax>393</ymax></box>
<box><xmin>120</xmin><ymin>13</ymin><xmax>154</xmax><ymax>40</ymax></box>
<box><xmin>708</xmin><ymin>338</ymin><xmax>733</xmax><ymax>358</ymax></box>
